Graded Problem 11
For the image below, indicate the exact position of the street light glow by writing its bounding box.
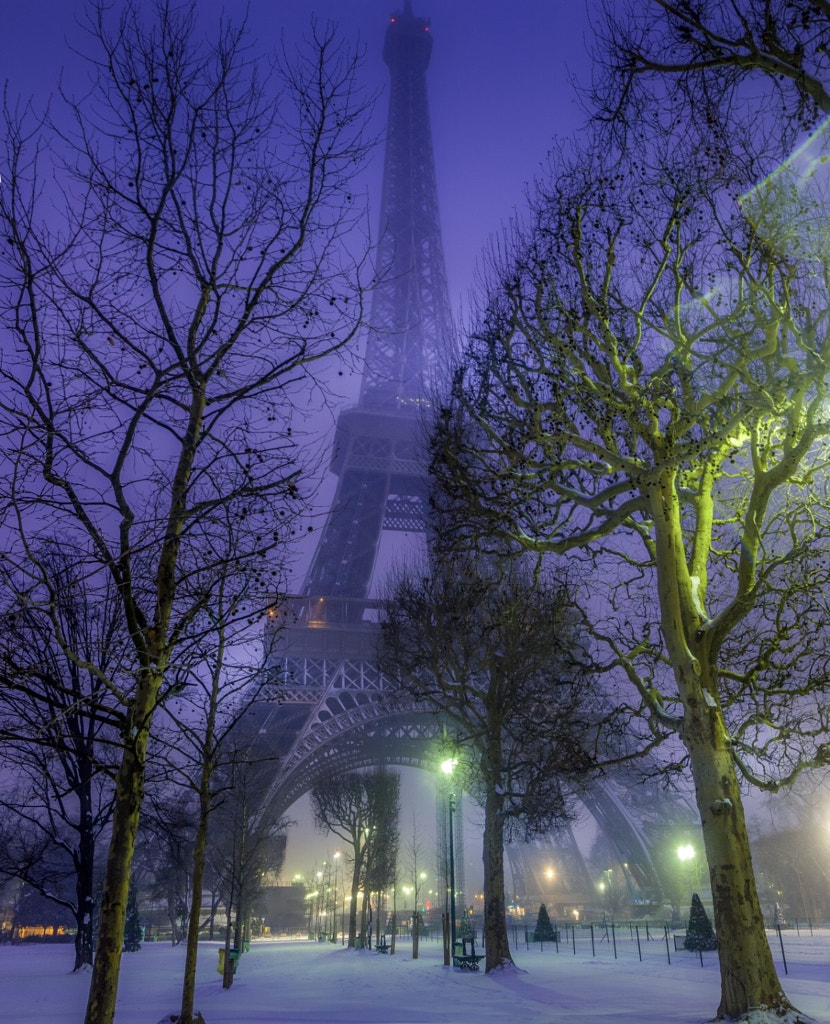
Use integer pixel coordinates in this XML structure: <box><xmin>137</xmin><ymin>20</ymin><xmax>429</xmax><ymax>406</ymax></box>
<box><xmin>440</xmin><ymin>757</ymin><xmax>458</xmax><ymax>775</ymax></box>
<box><xmin>677</xmin><ymin>844</ymin><xmax>695</xmax><ymax>862</ymax></box>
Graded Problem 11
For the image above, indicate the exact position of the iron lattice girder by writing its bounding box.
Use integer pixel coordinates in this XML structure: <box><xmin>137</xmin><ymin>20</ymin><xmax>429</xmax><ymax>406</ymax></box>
<box><xmin>302</xmin><ymin>411</ymin><xmax>428</xmax><ymax>600</ymax></box>
<box><xmin>301</xmin><ymin>4</ymin><xmax>450</xmax><ymax>602</ymax></box>
<box><xmin>507</xmin><ymin>831</ymin><xmax>597</xmax><ymax>907</ymax></box>
<box><xmin>257</xmin><ymin>644</ymin><xmax>691</xmax><ymax>901</ymax></box>
<box><xmin>260</xmin><ymin>612</ymin><xmax>694</xmax><ymax>902</ymax></box>
<box><xmin>360</xmin><ymin>6</ymin><xmax>452</xmax><ymax>408</ymax></box>
<box><xmin>264</xmin><ymin>712</ymin><xmax>446</xmax><ymax>816</ymax></box>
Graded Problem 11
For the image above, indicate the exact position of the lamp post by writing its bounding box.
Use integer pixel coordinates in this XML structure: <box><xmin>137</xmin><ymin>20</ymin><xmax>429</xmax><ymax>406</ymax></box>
<box><xmin>440</xmin><ymin>757</ymin><xmax>458</xmax><ymax>959</ymax></box>
<box><xmin>316</xmin><ymin>870</ymin><xmax>323</xmax><ymax>938</ymax></box>
<box><xmin>331</xmin><ymin>853</ymin><xmax>340</xmax><ymax>943</ymax></box>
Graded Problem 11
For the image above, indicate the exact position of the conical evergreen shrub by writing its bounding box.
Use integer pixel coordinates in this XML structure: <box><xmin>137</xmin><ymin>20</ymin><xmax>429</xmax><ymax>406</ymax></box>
<box><xmin>683</xmin><ymin>892</ymin><xmax>717</xmax><ymax>951</ymax></box>
<box><xmin>532</xmin><ymin>903</ymin><xmax>557</xmax><ymax>943</ymax></box>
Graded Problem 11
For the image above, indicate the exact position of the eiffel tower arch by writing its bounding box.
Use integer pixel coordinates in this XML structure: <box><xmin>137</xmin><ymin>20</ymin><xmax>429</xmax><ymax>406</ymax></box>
<box><xmin>259</xmin><ymin>3</ymin><xmax>694</xmax><ymax>912</ymax></box>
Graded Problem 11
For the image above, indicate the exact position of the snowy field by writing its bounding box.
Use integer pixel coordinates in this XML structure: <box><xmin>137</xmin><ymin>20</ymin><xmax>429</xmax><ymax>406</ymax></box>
<box><xmin>1</xmin><ymin>927</ymin><xmax>828</xmax><ymax>1024</ymax></box>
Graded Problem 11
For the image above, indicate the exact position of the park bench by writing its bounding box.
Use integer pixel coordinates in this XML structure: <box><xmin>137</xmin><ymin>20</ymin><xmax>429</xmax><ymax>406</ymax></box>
<box><xmin>376</xmin><ymin>937</ymin><xmax>390</xmax><ymax>954</ymax></box>
<box><xmin>453</xmin><ymin>936</ymin><xmax>484</xmax><ymax>971</ymax></box>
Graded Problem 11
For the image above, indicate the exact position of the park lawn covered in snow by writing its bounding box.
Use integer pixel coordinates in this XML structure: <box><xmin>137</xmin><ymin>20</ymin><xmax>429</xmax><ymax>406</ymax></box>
<box><xmin>1</xmin><ymin>928</ymin><xmax>827</xmax><ymax>1024</ymax></box>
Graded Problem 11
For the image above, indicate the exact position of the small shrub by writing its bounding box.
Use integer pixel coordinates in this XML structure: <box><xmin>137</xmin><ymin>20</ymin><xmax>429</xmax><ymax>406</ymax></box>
<box><xmin>684</xmin><ymin>893</ymin><xmax>717</xmax><ymax>952</ymax></box>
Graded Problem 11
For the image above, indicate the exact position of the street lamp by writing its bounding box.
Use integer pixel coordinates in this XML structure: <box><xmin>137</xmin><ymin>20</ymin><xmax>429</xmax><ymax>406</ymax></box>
<box><xmin>678</xmin><ymin>843</ymin><xmax>697</xmax><ymax>897</ymax></box>
<box><xmin>544</xmin><ymin>867</ymin><xmax>555</xmax><ymax>913</ymax></box>
<box><xmin>441</xmin><ymin>757</ymin><xmax>458</xmax><ymax>961</ymax></box>
<box><xmin>331</xmin><ymin>852</ymin><xmax>340</xmax><ymax>943</ymax></box>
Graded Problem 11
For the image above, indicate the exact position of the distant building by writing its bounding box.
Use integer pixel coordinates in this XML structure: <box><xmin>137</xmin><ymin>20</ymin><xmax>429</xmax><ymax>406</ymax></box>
<box><xmin>256</xmin><ymin>883</ymin><xmax>307</xmax><ymax>936</ymax></box>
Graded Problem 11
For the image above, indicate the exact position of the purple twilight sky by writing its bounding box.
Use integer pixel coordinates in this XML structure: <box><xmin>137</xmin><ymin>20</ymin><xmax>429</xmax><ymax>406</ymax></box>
<box><xmin>3</xmin><ymin>0</ymin><xmax>596</xmax><ymax>314</ymax></box>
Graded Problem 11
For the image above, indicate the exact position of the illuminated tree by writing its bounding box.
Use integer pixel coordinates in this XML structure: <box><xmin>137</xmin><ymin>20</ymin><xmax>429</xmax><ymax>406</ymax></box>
<box><xmin>148</xmin><ymin>564</ymin><xmax>283</xmax><ymax>1024</ymax></box>
<box><xmin>434</xmin><ymin>129</ymin><xmax>830</xmax><ymax>1017</ymax></box>
<box><xmin>0</xmin><ymin>1</ymin><xmax>373</xmax><ymax>1020</ymax></box>
<box><xmin>207</xmin><ymin>752</ymin><xmax>286</xmax><ymax>988</ymax></box>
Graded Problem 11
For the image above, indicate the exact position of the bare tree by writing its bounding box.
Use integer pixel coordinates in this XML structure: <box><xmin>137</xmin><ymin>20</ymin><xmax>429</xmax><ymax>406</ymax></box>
<box><xmin>434</xmin><ymin>124</ymin><xmax>830</xmax><ymax>1017</ymax></box>
<box><xmin>380</xmin><ymin>552</ymin><xmax>594</xmax><ymax>972</ymax></box>
<box><xmin>402</xmin><ymin>818</ymin><xmax>429</xmax><ymax>959</ymax></box>
<box><xmin>152</xmin><ymin>564</ymin><xmax>284</xmax><ymax>1024</ymax></box>
<box><xmin>133</xmin><ymin>788</ymin><xmax>194</xmax><ymax>947</ymax></box>
<box><xmin>311</xmin><ymin>771</ymin><xmax>400</xmax><ymax>948</ymax></box>
<box><xmin>751</xmin><ymin>789</ymin><xmax>830</xmax><ymax>925</ymax></box>
<box><xmin>207</xmin><ymin>749</ymin><xmax>287</xmax><ymax>988</ymax></box>
<box><xmin>0</xmin><ymin>544</ymin><xmax>125</xmax><ymax>971</ymax></box>
<box><xmin>0</xmin><ymin>1</ymin><xmax>374</xmax><ymax>1020</ymax></box>
<box><xmin>592</xmin><ymin>0</ymin><xmax>830</xmax><ymax>139</ymax></box>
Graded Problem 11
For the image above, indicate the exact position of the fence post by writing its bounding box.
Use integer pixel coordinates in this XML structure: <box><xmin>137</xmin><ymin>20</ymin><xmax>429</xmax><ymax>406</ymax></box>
<box><xmin>572</xmin><ymin>922</ymin><xmax>577</xmax><ymax>955</ymax></box>
<box><xmin>590</xmin><ymin>922</ymin><xmax>595</xmax><ymax>958</ymax></box>
<box><xmin>663</xmin><ymin>924</ymin><xmax>671</xmax><ymax>965</ymax></box>
<box><xmin>635</xmin><ymin>924</ymin><xmax>642</xmax><ymax>962</ymax></box>
<box><xmin>611</xmin><ymin>921</ymin><xmax>617</xmax><ymax>960</ymax></box>
<box><xmin>776</xmin><ymin>924</ymin><xmax>788</xmax><ymax>975</ymax></box>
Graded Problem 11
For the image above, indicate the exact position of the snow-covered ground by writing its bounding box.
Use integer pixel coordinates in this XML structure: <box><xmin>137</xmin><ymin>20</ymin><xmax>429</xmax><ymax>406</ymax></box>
<box><xmin>2</xmin><ymin>927</ymin><xmax>827</xmax><ymax>1024</ymax></box>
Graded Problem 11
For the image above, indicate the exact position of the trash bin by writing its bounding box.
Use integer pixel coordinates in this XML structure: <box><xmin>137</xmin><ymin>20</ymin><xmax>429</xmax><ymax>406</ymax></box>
<box><xmin>217</xmin><ymin>947</ymin><xmax>240</xmax><ymax>975</ymax></box>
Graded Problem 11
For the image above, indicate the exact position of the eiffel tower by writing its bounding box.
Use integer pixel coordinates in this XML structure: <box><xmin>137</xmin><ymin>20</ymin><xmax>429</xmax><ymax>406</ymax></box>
<box><xmin>260</xmin><ymin>4</ymin><xmax>697</xmax><ymax>910</ymax></box>
<box><xmin>261</xmin><ymin>0</ymin><xmax>452</xmax><ymax>811</ymax></box>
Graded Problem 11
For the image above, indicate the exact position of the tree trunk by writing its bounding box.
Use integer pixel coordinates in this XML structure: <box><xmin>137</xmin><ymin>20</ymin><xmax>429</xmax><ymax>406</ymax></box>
<box><xmin>167</xmin><ymin>890</ymin><xmax>180</xmax><ymax>946</ymax></box>
<box><xmin>74</xmin><ymin>776</ymin><xmax>96</xmax><ymax>972</ymax></box>
<box><xmin>482</xmin><ymin>786</ymin><xmax>512</xmax><ymax>971</ymax></box>
<box><xmin>222</xmin><ymin>916</ymin><xmax>234</xmax><ymax>990</ymax></box>
<box><xmin>348</xmin><ymin>863</ymin><xmax>360</xmax><ymax>946</ymax></box>
<box><xmin>684</xmin><ymin>693</ymin><xmax>795</xmax><ymax>1019</ymax></box>
<box><xmin>178</xmin><ymin>764</ymin><xmax>212</xmax><ymax>1024</ymax></box>
<box><xmin>84</xmin><ymin>684</ymin><xmax>155</xmax><ymax>1024</ymax></box>
<box><xmin>651</xmin><ymin>477</ymin><xmax>795</xmax><ymax>1019</ymax></box>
